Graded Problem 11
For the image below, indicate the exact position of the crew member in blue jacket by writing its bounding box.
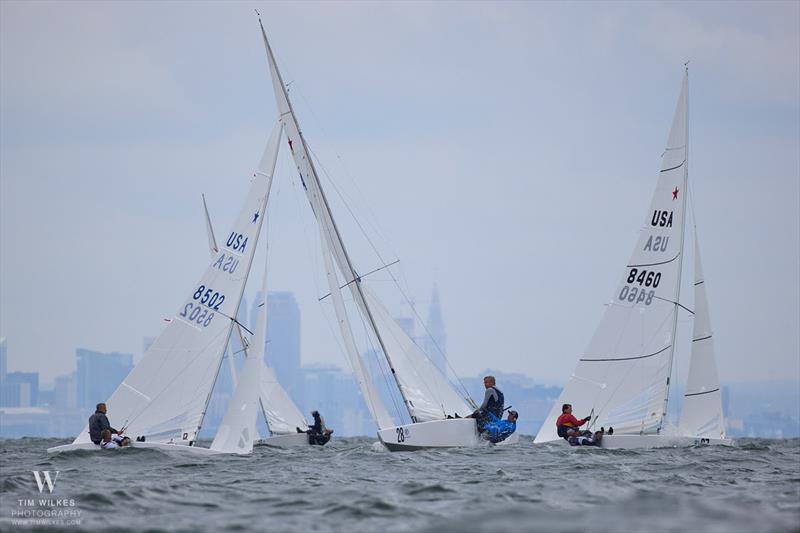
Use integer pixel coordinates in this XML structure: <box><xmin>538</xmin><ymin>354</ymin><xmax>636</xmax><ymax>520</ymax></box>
<box><xmin>481</xmin><ymin>410</ymin><xmax>518</xmax><ymax>443</ymax></box>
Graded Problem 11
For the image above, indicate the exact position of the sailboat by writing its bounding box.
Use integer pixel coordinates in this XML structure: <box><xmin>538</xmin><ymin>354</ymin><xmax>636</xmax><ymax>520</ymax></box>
<box><xmin>48</xmin><ymin>123</ymin><xmax>285</xmax><ymax>455</ymax></box>
<box><xmin>534</xmin><ymin>68</ymin><xmax>731</xmax><ymax>449</ymax></box>
<box><xmin>257</xmin><ymin>17</ymin><xmax>483</xmax><ymax>451</ymax></box>
<box><xmin>202</xmin><ymin>197</ymin><xmax>316</xmax><ymax>448</ymax></box>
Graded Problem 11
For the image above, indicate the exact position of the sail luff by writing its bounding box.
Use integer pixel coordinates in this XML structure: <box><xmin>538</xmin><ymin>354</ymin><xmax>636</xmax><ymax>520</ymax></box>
<box><xmin>318</xmin><ymin>225</ymin><xmax>395</xmax><ymax>429</ymax></box>
<box><xmin>257</xmin><ymin>18</ymin><xmax>413</xmax><ymax>422</ymax></box>
<box><xmin>194</xmin><ymin>121</ymin><xmax>283</xmax><ymax>439</ymax></box>
<box><xmin>678</xmin><ymin>228</ymin><xmax>725</xmax><ymax>438</ymax></box>
<box><xmin>659</xmin><ymin>67</ymin><xmax>690</xmax><ymax>432</ymax></box>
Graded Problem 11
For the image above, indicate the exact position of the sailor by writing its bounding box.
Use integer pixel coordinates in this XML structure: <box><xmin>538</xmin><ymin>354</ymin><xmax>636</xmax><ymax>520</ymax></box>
<box><xmin>89</xmin><ymin>403</ymin><xmax>122</xmax><ymax>445</ymax></box>
<box><xmin>566</xmin><ymin>428</ymin><xmax>604</xmax><ymax>446</ymax></box>
<box><xmin>99</xmin><ymin>429</ymin><xmax>120</xmax><ymax>449</ymax></box>
<box><xmin>481</xmin><ymin>410</ymin><xmax>518</xmax><ymax>444</ymax></box>
<box><xmin>556</xmin><ymin>403</ymin><xmax>591</xmax><ymax>439</ymax></box>
<box><xmin>305</xmin><ymin>411</ymin><xmax>333</xmax><ymax>445</ymax></box>
<box><xmin>470</xmin><ymin>376</ymin><xmax>505</xmax><ymax>430</ymax></box>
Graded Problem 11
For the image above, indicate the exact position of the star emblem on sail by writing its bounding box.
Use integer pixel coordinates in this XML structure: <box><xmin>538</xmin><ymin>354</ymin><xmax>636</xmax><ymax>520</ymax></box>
<box><xmin>672</xmin><ymin>187</ymin><xmax>679</xmax><ymax>200</ymax></box>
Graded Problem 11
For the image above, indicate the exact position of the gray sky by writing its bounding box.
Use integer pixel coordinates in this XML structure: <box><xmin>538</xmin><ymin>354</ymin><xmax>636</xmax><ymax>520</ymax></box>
<box><xmin>1</xmin><ymin>1</ymin><xmax>798</xmax><ymax>385</ymax></box>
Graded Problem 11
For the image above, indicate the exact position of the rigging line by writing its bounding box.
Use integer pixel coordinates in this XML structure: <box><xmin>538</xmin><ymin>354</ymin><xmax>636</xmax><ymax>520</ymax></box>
<box><xmin>307</xmin><ymin>145</ymin><xmax>393</xmax><ymax>269</ymax></box>
<box><xmin>591</xmin><ymin>298</ymin><xmax>678</xmax><ymax>424</ymax></box>
<box><xmin>215</xmin><ymin>309</ymin><xmax>255</xmax><ymax>336</ymax></box>
<box><xmin>652</xmin><ymin>295</ymin><xmax>695</xmax><ymax>315</ymax></box>
<box><xmin>318</xmin><ymin>260</ymin><xmax>401</xmax><ymax>301</ymax></box>
<box><xmin>356</xmin><ymin>300</ymin><xmax>407</xmax><ymax>424</ymax></box>
<box><xmin>307</xmin><ymin>146</ymin><xmax>473</xmax><ymax>408</ymax></box>
<box><xmin>292</xmin><ymin>84</ymin><xmax>400</xmax><ymax>261</ymax></box>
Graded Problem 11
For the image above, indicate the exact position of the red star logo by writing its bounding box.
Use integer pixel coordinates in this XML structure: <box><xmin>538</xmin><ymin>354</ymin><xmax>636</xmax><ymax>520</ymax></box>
<box><xmin>672</xmin><ymin>187</ymin><xmax>679</xmax><ymax>200</ymax></box>
<box><xmin>288</xmin><ymin>138</ymin><xmax>294</xmax><ymax>153</ymax></box>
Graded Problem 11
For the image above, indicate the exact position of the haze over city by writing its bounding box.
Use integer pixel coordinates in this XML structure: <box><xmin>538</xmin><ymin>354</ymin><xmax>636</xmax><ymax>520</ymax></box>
<box><xmin>1</xmin><ymin>1</ymin><xmax>798</xmax><ymax>389</ymax></box>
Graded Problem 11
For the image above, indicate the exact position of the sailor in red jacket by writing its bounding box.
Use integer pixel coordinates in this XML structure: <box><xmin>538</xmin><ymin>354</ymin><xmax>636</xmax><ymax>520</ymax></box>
<box><xmin>556</xmin><ymin>403</ymin><xmax>591</xmax><ymax>439</ymax></box>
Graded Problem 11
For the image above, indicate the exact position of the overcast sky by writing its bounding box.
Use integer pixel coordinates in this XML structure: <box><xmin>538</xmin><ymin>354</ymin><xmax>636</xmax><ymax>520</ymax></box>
<box><xmin>1</xmin><ymin>1</ymin><xmax>798</xmax><ymax>386</ymax></box>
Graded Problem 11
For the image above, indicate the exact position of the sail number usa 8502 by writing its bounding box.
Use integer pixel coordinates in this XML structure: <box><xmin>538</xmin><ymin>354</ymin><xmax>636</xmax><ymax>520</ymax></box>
<box><xmin>179</xmin><ymin>285</ymin><xmax>225</xmax><ymax>328</ymax></box>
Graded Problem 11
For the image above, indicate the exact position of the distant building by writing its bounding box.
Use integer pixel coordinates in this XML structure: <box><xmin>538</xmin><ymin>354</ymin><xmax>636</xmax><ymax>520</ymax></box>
<box><xmin>0</xmin><ymin>337</ymin><xmax>7</xmax><ymax>406</ymax></box>
<box><xmin>265</xmin><ymin>292</ymin><xmax>301</xmax><ymax>395</ymax></box>
<box><xmin>299</xmin><ymin>365</ymin><xmax>374</xmax><ymax>436</ymax></box>
<box><xmin>0</xmin><ymin>337</ymin><xmax>6</xmax><ymax>386</ymax></box>
<box><xmin>75</xmin><ymin>349</ymin><xmax>134</xmax><ymax>409</ymax></box>
<box><xmin>395</xmin><ymin>317</ymin><xmax>415</xmax><ymax>339</ymax></box>
<box><xmin>423</xmin><ymin>285</ymin><xmax>447</xmax><ymax>374</ymax></box>
<box><xmin>3</xmin><ymin>372</ymin><xmax>39</xmax><ymax>407</ymax></box>
<box><xmin>54</xmin><ymin>372</ymin><xmax>78</xmax><ymax>410</ymax></box>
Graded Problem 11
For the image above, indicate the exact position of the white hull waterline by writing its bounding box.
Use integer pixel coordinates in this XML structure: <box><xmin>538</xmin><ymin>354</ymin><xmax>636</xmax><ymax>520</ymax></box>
<box><xmin>599</xmin><ymin>435</ymin><xmax>733</xmax><ymax>449</ymax></box>
<box><xmin>256</xmin><ymin>433</ymin><xmax>311</xmax><ymax>448</ymax></box>
<box><xmin>47</xmin><ymin>442</ymin><xmax>225</xmax><ymax>455</ymax></box>
<box><xmin>377</xmin><ymin>418</ymin><xmax>480</xmax><ymax>451</ymax></box>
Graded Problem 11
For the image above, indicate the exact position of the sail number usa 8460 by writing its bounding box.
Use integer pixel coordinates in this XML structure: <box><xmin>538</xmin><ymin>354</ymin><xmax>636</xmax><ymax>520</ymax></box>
<box><xmin>179</xmin><ymin>285</ymin><xmax>225</xmax><ymax>328</ymax></box>
<box><xmin>618</xmin><ymin>268</ymin><xmax>661</xmax><ymax>306</ymax></box>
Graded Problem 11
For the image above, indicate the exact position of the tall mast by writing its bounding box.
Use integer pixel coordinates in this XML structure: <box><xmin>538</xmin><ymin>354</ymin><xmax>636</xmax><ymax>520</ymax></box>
<box><xmin>257</xmin><ymin>17</ymin><xmax>416</xmax><ymax>422</ymax></box>
<box><xmin>659</xmin><ymin>66</ymin><xmax>690</xmax><ymax>433</ymax></box>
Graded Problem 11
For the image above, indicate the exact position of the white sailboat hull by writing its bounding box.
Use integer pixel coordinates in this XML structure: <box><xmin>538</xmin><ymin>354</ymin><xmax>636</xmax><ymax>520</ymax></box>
<box><xmin>47</xmin><ymin>442</ymin><xmax>225</xmax><ymax>455</ymax></box>
<box><xmin>256</xmin><ymin>432</ymin><xmax>313</xmax><ymax>448</ymax></box>
<box><xmin>377</xmin><ymin>418</ymin><xmax>480</xmax><ymax>451</ymax></box>
<box><xmin>599</xmin><ymin>435</ymin><xmax>733</xmax><ymax>449</ymax></box>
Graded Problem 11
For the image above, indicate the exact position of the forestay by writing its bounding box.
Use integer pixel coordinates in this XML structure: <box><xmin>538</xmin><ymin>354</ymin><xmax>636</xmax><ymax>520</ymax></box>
<box><xmin>74</xmin><ymin>125</ymin><xmax>280</xmax><ymax>445</ymax></box>
<box><xmin>535</xmin><ymin>72</ymin><xmax>690</xmax><ymax>442</ymax></box>
<box><xmin>363</xmin><ymin>287</ymin><xmax>471</xmax><ymax>421</ymax></box>
<box><xmin>678</xmin><ymin>232</ymin><xmax>725</xmax><ymax>439</ymax></box>
<box><xmin>259</xmin><ymin>19</ymin><xmax>402</xmax><ymax>429</ymax></box>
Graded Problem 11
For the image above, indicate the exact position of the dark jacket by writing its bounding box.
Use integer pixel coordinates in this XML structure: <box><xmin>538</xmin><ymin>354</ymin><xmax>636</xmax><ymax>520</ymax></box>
<box><xmin>479</xmin><ymin>386</ymin><xmax>504</xmax><ymax>418</ymax></box>
<box><xmin>309</xmin><ymin>414</ymin><xmax>323</xmax><ymax>434</ymax></box>
<box><xmin>88</xmin><ymin>411</ymin><xmax>118</xmax><ymax>444</ymax></box>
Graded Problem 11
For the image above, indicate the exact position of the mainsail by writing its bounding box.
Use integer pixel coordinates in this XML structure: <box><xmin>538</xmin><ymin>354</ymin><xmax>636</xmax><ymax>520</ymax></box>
<box><xmin>535</xmin><ymin>71</ymin><xmax>690</xmax><ymax>442</ymax></box>
<box><xmin>257</xmin><ymin>17</ymin><xmax>470</xmax><ymax>430</ymax></box>
<box><xmin>678</xmin><ymin>231</ymin><xmax>725</xmax><ymax>438</ymax></box>
<box><xmin>74</xmin><ymin>125</ymin><xmax>281</xmax><ymax>445</ymax></box>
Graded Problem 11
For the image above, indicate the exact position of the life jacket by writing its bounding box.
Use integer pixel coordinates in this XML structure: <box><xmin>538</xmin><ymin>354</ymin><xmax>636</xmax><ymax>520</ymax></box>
<box><xmin>486</xmin><ymin>387</ymin><xmax>504</xmax><ymax>418</ymax></box>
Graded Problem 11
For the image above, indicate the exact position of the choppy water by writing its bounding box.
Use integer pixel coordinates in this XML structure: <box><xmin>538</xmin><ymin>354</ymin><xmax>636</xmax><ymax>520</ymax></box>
<box><xmin>1</xmin><ymin>437</ymin><xmax>798</xmax><ymax>532</ymax></box>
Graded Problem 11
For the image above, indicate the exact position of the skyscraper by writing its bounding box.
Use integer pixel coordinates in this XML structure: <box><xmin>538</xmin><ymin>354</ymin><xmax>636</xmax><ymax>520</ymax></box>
<box><xmin>265</xmin><ymin>291</ymin><xmax>301</xmax><ymax>395</ymax></box>
<box><xmin>0</xmin><ymin>337</ymin><xmax>7</xmax><ymax>405</ymax></box>
<box><xmin>76</xmin><ymin>349</ymin><xmax>134</xmax><ymax>409</ymax></box>
<box><xmin>3</xmin><ymin>372</ymin><xmax>39</xmax><ymax>407</ymax></box>
<box><xmin>424</xmin><ymin>285</ymin><xmax>447</xmax><ymax>373</ymax></box>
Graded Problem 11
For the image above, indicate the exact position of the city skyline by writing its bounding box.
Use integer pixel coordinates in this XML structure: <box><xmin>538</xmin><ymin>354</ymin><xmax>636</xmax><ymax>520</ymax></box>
<box><xmin>1</xmin><ymin>2</ymin><xmax>798</xmax><ymax>388</ymax></box>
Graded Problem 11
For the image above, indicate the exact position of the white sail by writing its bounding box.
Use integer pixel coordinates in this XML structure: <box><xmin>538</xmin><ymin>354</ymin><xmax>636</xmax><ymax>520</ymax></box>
<box><xmin>258</xmin><ymin>19</ymin><xmax>401</xmax><ymax>427</ymax></box>
<box><xmin>258</xmin><ymin>362</ymin><xmax>308</xmax><ymax>435</ymax></box>
<box><xmin>210</xmin><ymin>337</ymin><xmax>262</xmax><ymax>453</ymax></box>
<box><xmin>363</xmin><ymin>288</ymin><xmax>471</xmax><ymax>421</ymax></box>
<box><xmin>318</xmin><ymin>227</ymin><xmax>395</xmax><ymax>429</ymax></box>
<box><xmin>679</xmin><ymin>231</ymin><xmax>725</xmax><ymax>438</ymax></box>
<box><xmin>74</xmin><ymin>125</ymin><xmax>281</xmax><ymax>445</ymax></box>
<box><xmin>536</xmin><ymin>72</ymin><xmax>690</xmax><ymax>443</ymax></box>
